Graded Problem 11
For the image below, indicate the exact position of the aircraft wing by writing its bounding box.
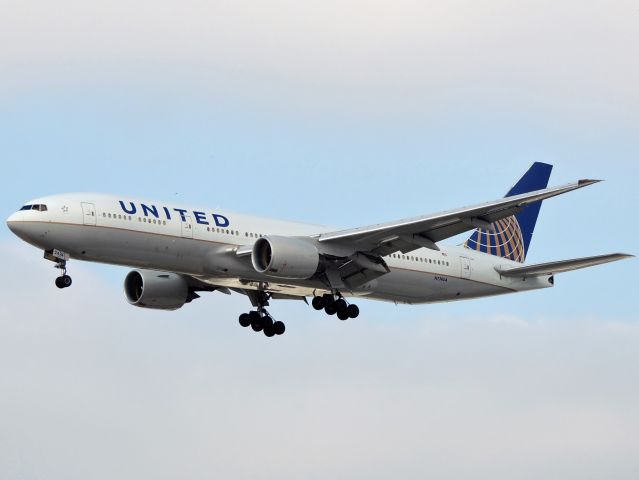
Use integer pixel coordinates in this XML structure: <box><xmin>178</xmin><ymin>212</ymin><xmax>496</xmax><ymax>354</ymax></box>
<box><xmin>495</xmin><ymin>253</ymin><xmax>633</xmax><ymax>278</ymax></box>
<box><xmin>318</xmin><ymin>179</ymin><xmax>600</xmax><ymax>256</ymax></box>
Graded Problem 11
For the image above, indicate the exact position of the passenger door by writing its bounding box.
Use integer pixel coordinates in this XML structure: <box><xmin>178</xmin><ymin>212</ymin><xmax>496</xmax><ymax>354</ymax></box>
<box><xmin>460</xmin><ymin>257</ymin><xmax>472</xmax><ymax>279</ymax></box>
<box><xmin>81</xmin><ymin>202</ymin><xmax>96</xmax><ymax>226</ymax></box>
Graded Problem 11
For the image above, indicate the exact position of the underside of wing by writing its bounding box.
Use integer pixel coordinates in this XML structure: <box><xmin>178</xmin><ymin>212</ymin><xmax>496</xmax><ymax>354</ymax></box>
<box><xmin>495</xmin><ymin>253</ymin><xmax>634</xmax><ymax>278</ymax></box>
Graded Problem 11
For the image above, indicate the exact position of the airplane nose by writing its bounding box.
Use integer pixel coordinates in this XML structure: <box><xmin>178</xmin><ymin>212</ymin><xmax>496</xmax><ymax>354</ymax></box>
<box><xmin>6</xmin><ymin>212</ymin><xmax>24</xmax><ymax>236</ymax></box>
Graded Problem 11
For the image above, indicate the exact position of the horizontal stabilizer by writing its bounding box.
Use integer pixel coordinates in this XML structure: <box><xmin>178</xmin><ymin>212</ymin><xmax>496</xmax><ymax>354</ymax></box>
<box><xmin>495</xmin><ymin>253</ymin><xmax>633</xmax><ymax>278</ymax></box>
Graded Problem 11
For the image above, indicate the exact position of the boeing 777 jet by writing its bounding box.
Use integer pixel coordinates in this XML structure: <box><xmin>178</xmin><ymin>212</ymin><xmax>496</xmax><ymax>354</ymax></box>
<box><xmin>6</xmin><ymin>163</ymin><xmax>632</xmax><ymax>338</ymax></box>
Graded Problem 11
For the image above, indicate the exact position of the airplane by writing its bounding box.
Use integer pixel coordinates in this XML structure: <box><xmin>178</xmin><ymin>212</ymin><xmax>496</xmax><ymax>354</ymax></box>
<box><xmin>6</xmin><ymin>162</ymin><xmax>633</xmax><ymax>338</ymax></box>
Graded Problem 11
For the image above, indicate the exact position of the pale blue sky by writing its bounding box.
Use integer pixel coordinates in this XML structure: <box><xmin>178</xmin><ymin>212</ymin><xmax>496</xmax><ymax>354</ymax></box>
<box><xmin>0</xmin><ymin>1</ymin><xmax>637</xmax><ymax>478</ymax></box>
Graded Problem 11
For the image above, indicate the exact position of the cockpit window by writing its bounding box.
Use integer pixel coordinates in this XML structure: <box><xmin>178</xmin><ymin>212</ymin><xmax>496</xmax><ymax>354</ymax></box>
<box><xmin>19</xmin><ymin>204</ymin><xmax>47</xmax><ymax>212</ymax></box>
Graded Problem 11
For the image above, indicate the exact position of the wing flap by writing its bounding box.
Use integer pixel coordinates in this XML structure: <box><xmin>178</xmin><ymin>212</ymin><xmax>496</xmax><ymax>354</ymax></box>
<box><xmin>495</xmin><ymin>253</ymin><xmax>633</xmax><ymax>278</ymax></box>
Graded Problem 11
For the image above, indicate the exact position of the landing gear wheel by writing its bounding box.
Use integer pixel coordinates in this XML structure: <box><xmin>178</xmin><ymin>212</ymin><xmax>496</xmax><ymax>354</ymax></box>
<box><xmin>335</xmin><ymin>298</ymin><xmax>347</xmax><ymax>314</ymax></box>
<box><xmin>262</xmin><ymin>314</ymin><xmax>274</xmax><ymax>329</ymax></box>
<box><xmin>337</xmin><ymin>310</ymin><xmax>349</xmax><ymax>321</ymax></box>
<box><xmin>239</xmin><ymin>313</ymin><xmax>251</xmax><ymax>327</ymax></box>
<box><xmin>250</xmin><ymin>311</ymin><xmax>264</xmax><ymax>331</ymax></box>
<box><xmin>322</xmin><ymin>294</ymin><xmax>335</xmax><ymax>308</ymax></box>
<box><xmin>273</xmin><ymin>321</ymin><xmax>286</xmax><ymax>335</ymax></box>
<box><xmin>251</xmin><ymin>322</ymin><xmax>263</xmax><ymax>332</ymax></box>
<box><xmin>347</xmin><ymin>304</ymin><xmax>360</xmax><ymax>319</ymax></box>
<box><xmin>55</xmin><ymin>275</ymin><xmax>72</xmax><ymax>289</ymax></box>
<box><xmin>263</xmin><ymin>326</ymin><xmax>276</xmax><ymax>337</ymax></box>
<box><xmin>312</xmin><ymin>296</ymin><xmax>325</xmax><ymax>310</ymax></box>
<box><xmin>325</xmin><ymin>304</ymin><xmax>337</xmax><ymax>315</ymax></box>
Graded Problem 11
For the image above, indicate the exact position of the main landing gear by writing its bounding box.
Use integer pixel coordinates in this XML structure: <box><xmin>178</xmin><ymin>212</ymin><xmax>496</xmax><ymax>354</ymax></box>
<box><xmin>237</xmin><ymin>290</ymin><xmax>358</xmax><ymax>337</ymax></box>
<box><xmin>312</xmin><ymin>294</ymin><xmax>360</xmax><ymax>321</ymax></box>
<box><xmin>238</xmin><ymin>290</ymin><xmax>285</xmax><ymax>338</ymax></box>
<box><xmin>238</xmin><ymin>310</ymin><xmax>286</xmax><ymax>337</ymax></box>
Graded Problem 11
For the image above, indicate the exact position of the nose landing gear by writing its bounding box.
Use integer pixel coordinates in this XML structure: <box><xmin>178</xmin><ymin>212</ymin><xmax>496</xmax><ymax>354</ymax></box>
<box><xmin>44</xmin><ymin>249</ymin><xmax>73</xmax><ymax>289</ymax></box>
<box><xmin>54</xmin><ymin>259</ymin><xmax>72</xmax><ymax>289</ymax></box>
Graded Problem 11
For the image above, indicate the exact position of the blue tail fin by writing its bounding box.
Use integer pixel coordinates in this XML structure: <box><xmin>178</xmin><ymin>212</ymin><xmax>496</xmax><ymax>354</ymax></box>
<box><xmin>464</xmin><ymin>162</ymin><xmax>553</xmax><ymax>263</ymax></box>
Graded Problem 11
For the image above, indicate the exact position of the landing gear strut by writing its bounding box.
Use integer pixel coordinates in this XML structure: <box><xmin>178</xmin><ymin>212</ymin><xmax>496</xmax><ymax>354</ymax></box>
<box><xmin>238</xmin><ymin>290</ymin><xmax>285</xmax><ymax>338</ymax></box>
<box><xmin>312</xmin><ymin>293</ymin><xmax>359</xmax><ymax>320</ymax></box>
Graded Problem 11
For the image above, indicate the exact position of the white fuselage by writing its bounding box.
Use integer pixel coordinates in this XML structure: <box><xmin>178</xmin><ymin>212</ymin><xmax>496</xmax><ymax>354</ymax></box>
<box><xmin>6</xmin><ymin>193</ymin><xmax>553</xmax><ymax>304</ymax></box>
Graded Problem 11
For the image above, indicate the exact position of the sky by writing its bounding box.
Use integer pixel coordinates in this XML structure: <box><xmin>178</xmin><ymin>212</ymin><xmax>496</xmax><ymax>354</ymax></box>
<box><xmin>0</xmin><ymin>0</ymin><xmax>638</xmax><ymax>478</ymax></box>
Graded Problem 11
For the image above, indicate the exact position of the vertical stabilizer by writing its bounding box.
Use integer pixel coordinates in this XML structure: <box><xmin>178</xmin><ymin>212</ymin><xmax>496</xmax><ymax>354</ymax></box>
<box><xmin>464</xmin><ymin>162</ymin><xmax>552</xmax><ymax>262</ymax></box>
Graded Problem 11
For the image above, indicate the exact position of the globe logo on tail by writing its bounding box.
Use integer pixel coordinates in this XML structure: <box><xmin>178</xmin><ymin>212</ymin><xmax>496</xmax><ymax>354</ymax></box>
<box><xmin>464</xmin><ymin>215</ymin><xmax>526</xmax><ymax>263</ymax></box>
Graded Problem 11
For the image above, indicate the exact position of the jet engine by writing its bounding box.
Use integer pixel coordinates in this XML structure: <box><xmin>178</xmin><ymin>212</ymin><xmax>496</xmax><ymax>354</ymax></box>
<box><xmin>252</xmin><ymin>236</ymin><xmax>320</xmax><ymax>279</ymax></box>
<box><xmin>124</xmin><ymin>269</ymin><xmax>192</xmax><ymax>310</ymax></box>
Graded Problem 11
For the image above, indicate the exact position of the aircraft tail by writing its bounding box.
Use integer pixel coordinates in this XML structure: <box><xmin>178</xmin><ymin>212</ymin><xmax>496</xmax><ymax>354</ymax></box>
<box><xmin>464</xmin><ymin>162</ymin><xmax>553</xmax><ymax>263</ymax></box>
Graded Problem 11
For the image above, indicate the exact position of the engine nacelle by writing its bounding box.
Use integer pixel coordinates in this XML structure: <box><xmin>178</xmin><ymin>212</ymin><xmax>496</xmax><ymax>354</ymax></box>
<box><xmin>252</xmin><ymin>236</ymin><xmax>320</xmax><ymax>279</ymax></box>
<box><xmin>124</xmin><ymin>269</ymin><xmax>190</xmax><ymax>310</ymax></box>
